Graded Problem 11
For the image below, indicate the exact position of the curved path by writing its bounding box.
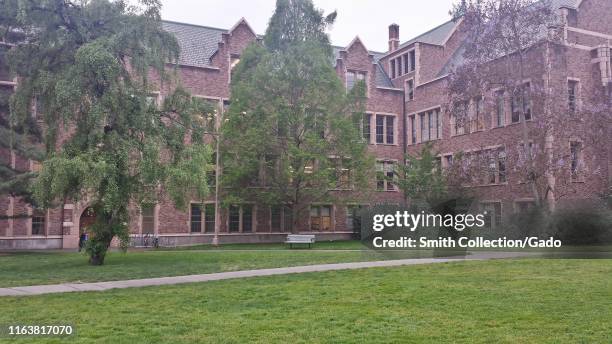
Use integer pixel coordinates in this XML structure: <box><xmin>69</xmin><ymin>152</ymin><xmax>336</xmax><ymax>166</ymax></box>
<box><xmin>0</xmin><ymin>251</ymin><xmax>534</xmax><ymax>297</ymax></box>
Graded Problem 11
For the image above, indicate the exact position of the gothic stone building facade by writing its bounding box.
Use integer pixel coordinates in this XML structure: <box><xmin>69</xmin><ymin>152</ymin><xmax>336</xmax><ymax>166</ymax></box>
<box><xmin>1</xmin><ymin>0</ymin><xmax>610</xmax><ymax>249</ymax></box>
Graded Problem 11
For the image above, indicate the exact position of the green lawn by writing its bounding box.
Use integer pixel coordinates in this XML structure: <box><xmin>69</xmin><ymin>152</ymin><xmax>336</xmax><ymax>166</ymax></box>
<box><xmin>0</xmin><ymin>241</ymin><xmax>457</xmax><ymax>288</ymax></box>
<box><xmin>0</xmin><ymin>259</ymin><xmax>610</xmax><ymax>343</ymax></box>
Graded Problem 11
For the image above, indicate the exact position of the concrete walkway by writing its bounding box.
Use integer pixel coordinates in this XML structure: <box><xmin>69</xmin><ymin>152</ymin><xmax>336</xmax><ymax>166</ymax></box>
<box><xmin>0</xmin><ymin>251</ymin><xmax>533</xmax><ymax>297</ymax></box>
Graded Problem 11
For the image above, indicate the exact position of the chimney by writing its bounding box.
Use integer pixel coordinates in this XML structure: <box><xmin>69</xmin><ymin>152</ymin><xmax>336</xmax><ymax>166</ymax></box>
<box><xmin>389</xmin><ymin>24</ymin><xmax>399</xmax><ymax>52</ymax></box>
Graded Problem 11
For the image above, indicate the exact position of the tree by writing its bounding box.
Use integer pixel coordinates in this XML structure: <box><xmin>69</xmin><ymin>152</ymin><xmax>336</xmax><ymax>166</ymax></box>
<box><xmin>448</xmin><ymin>0</ymin><xmax>561</xmax><ymax>207</ymax></box>
<box><xmin>221</xmin><ymin>0</ymin><xmax>374</xmax><ymax>232</ymax></box>
<box><xmin>2</xmin><ymin>0</ymin><xmax>213</xmax><ymax>265</ymax></box>
<box><xmin>449</xmin><ymin>0</ymin><xmax>611</xmax><ymax>210</ymax></box>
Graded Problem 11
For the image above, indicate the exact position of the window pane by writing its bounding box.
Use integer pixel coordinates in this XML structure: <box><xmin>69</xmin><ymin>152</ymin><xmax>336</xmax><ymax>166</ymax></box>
<box><xmin>321</xmin><ymin>206</ymin><xmax>332</xmax><ymax>231</ymax></box>
<box><xmin>190</xmin><ymin>204</ymin><xmax>202</xmax><ymax>233</ymax></box>
<box><xmin>347</xmin><ymin>71</ymin><xmax>355</xmax><ymax>90</ymax></box>
<box><xmin>376</xmin><ymin>115</ymin><xmax>384</xmax><ymax>143</ymax></box>
<box><xmin>386</xmin><ymin>116</ymin><xmax>394</xmax><ymax>144</ymax></box>
<box><xmin>31</xmin><ymin>209</ymin><xmax>45</xmax><ymax>235</ymax></box>
<box><xmin>242</xmin><ymin>205</ymin><xmax>253</xmax><ymax>232</ymax></box>
<box><xmin>310</xmin><ymin>206</ymin><xmax>320</xmax><ymax>231</ymax></box>
<box><xmin>229</xmin><ymin>205</ymin><xmax>240</xmax><ymax>232</ymax></box>
<box><xmin>283</xmin><ymin>206</ymin><xmax>293</xmax><ymax>233</ymax></box>
<box><xmin>204</xmin><ymin>204</ymin><xmax>215</xmax><ymax>233</ymax></box>
<box><xmin>363</xmin><ymin>114</ymin><xmax>371</xmax><ymax>141</ymax></box>
<box><xmin>410</xmin><ymin>116</ymin><xmax>416</xmax><ymax>144</ymax></box>
<box><xmin>271</xmin><ymin>206</ymin><xmax>282</xmax><ymax>232</ymax></box>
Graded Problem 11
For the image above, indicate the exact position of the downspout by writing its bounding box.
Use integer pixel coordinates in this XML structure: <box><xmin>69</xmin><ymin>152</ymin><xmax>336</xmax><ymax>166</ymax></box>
<box><xmin>401</xmin><ymin>82</ymin><xmax>408</xmax><ymax>207</ymax></box>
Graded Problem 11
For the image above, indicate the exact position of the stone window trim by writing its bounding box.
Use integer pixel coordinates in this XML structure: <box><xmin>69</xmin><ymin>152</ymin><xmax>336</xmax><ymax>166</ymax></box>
<box><xmin>388</xmin><ymin>48</ymin><xmax>416</xmax><ymax>79</ymax></box>
<box><xmin>226</xmin><ymin>204</ymin><xmax>256</xmax><ymax>233</ymax></box>
<box><xmin>309</xmin><ymin>204</ymin><xmax>335</xmax><ymax>232</ymax></box>
<box><xmin>372</xmin><ymin>112</ymin><xmax>399</xmax><ymax>146</ymax></box>
<box><xmin>345</xmin><ymin>69</ymin><xmax>369</xmax><ymax>96</ymax></box>
<box><xmin>407</xmin><ymin>105</ymin><xmax>442</xmax><ymax>145</ymax></box>
<box><xmin>567</xmin><ymin>77</ymin><xmax>581</xmax><ymax>113</ymax></box>
<box><xmin>29</xmin><ymin>207</ymin><xmax>48</xmax><ymax>237</ymax></box>
<box><xmin>405</xmin><ymin>78</ymin><xmax>415</xmax><ymax>101</ymax></box>
<box><xmin>269</xmin><ymin>205</ymin><xmax>293</xmax><ymax>233</ymax></box>
<box><xmin>145</xmin><ymin>91</ymin><xmax>162</xmax><ymax>109</ymax></box>
<box><xmin>189</xmin><ymin>202</ymin><xmax>217</xmax><ymax>234</ymax></box>
<box><xmin>509</xmin><ymin>80</ymin><xmax>534</xmax><ymax>125</ymax></box>
<box><xmin>376</xmin><ymin>159</ymin><xmax>399</xmax><ymax>192</ymax></box>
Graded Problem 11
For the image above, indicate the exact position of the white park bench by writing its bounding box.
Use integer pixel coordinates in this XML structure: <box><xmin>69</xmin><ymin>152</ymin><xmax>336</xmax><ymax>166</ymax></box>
<box><xmin>285</xmin><ymin>234</ymin><xmax>316</xmax><ymax>249</ymax></box>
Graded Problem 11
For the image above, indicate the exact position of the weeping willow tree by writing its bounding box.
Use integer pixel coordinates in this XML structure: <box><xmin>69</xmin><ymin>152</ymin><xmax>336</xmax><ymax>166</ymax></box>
<box><xmin>1</xmin><ymin>0</ymin><xmax>213</xmax><ymax>265</ymax></box>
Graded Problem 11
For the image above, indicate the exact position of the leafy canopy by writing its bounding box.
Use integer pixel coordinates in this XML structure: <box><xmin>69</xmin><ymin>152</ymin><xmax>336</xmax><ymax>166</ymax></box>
<box><xmin>1</xmin><ymin>0</ymin><xmax>213</xmax><ymax>263</ymax></box>
<box><xmin>221</xmin><ymin>0</ymin><xmax>373</xmax><ymax>228</ymax></box>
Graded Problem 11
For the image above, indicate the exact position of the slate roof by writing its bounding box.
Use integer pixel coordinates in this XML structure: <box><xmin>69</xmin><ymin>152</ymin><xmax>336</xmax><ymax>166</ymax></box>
<box><xmin>396</xmin><ymin>20</ymin><xmax>459</xmax><ymax>51</ymax></box>
<box><xmin>162</xmin><ymin>21</ymin><xmax>226</xmax><ymax>68</ymax></box>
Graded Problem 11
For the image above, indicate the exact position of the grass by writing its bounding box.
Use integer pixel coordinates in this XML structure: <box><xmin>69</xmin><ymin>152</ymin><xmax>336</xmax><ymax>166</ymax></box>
<box><xmin>0</xmin><ymin>259</ymin><xmax>610</xmax><ymax>343</ymax></box>
<box><xmin>0</xmin><ymin>241</ymin><xmax>460</xmax><ymax>288</ymax></box>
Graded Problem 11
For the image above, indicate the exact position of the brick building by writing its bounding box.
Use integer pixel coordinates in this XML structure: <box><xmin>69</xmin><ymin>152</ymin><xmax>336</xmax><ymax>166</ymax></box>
<box><xmin>1</xmin><ymin>0</ymin><xmax>610</xmax><ymax>249</ymax></box>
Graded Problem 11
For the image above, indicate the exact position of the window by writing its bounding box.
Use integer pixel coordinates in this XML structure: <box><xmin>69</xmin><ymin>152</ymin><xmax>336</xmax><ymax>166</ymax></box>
<box><xmin>229</xmin><ymin>205</ymin><xmax>240</xmax><ymax>232</ymax></box>
<box><xmin>229</xmin><ymin>205</ymin><xmax>254</xmax><ymax>232</ymax></box>
<box><xmin>452</xmin><ymin>102</ymin><xmax>468</xmax><ymax>135</ymax></box>
<box><xmin>390</xmin><ymin>50</ymin><xmax>415</xmax><ymax>79</ymax></box>
<box><xmin>406</xmin><ymin>79</ymin><xmax>414</xmax><ymax>101</ymax></box>
<box><xmin>310</xmin><ymin>205</ymin><xmax>332</xmax><ymax>231</ymax></box>
<box><xmin>480</xmin><ymin>202</ymin><xmax>502</xmax><ymax>229</ymax></box>
<box><xmin>495</xmin><ymin>90</ymin><xmax>505</xmax><ymax>127</ymax></box>
<box><xmin>474</xmin><ymin>97</ymin><xmax>485</xmax><ymax>131</ymax></box>
<box><xmin>191</xmin><ymin>204</ymin><xmax>202</xmax><ymax>233</ymax></box>
<box><xmin>31</xmin><ymin>209</ymin><xmax>45</xmax><ymax>235</ymax></box>
<box><xmin>445</xmin><ymin>154</ymin><xmax>453</xmax><ymax>167</ymax></box>
<box><xmin>141</xmin><ymin>205</ymin><xmax>155</xmax><ymax>234</ymax></box>
<box><xmin>191</xmin><ymin>203</ymin><xmax>215</xmax><ymax>233</ymax></box>
<box><xmin>230</xmin><ymin>56</ymin><xmax>241</xmax><ymax>70</ymax></box>
<box><xmin>568</xmin><ymin>80</ymin><xmax>579</xmax><ymax>113</ymax></box>
<box><xmin>570</xmin><ymin>141</ymin><xmax>583</xmax><ymax>181</ymax></box>
<box><xmin>346</xmin><ymin>205</ymin><xmax>365</xmax><ymax>233</ymax></box>
<box><xmin>347</xmin><ymin>70</ymin><xmax>366</xmax><ymax>91</ymax></box>
<box><xmin>271</xmin><ymin>205</ymin><xmax>293</xmax><ymax>232</ymax></box>
<box><xmin>375</xmin><ymin>114</ymin><xmax>394</xmax><ymax>144</ymax></box>
<box><xmin>145</xmin><ymin>93</ymin><xmax>160</xmax><ymax>109</ymax></box>
<box><xmin>376</xmin><ymin>161</ymin><xmax>396</xmax><ymax>191</ymax></box>
<box><xmin>511</xmin><ymin>83</ymin><xmax>531</xmax><ymax>123</ymax></box>
<box><xmin>331</xmin><ymin>157</ymin><xmax>352</xmax><ymax>190</ymax></box>
<box><xmin>0</xmin><ymin>84</ymin><xmax>14</xmax><ymax>119</ymax></box>
<box><xmin>515</xmin><ymin>201</ymin><xmax>535</xmax><ymax>213</ymax></box>
<box><xmin>420</xmin><ymin>113</ymin><xmax>428</xmax><ymax>142</ymax></box>
<box><xmin>415</xmin><ymin>109</ymin><xmax>441</xmax><ymax>142</ymax></box>
<box><xmin>362</xmin><ymin>113</ymin><xmax>371</xmax><ymax>142</ymax></box>
<box><xmin>409</xmin><ymin>115</ymin><xmax>416</xmax><ymax>144</ymax></box>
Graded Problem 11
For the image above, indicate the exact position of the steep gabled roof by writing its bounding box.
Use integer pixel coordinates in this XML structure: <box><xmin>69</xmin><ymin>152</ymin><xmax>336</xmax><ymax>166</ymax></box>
<box><xmin>162</xmin><ymin>21</ymin><xmax>226</xmax><ymax>68</ymax></box>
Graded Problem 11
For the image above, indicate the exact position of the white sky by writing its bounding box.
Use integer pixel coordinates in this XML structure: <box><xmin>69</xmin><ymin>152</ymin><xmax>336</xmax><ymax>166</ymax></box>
<box><xmin>160</xmin><ymin>0</ymin><xmax>457</xmax><ymax>52</ymax></box>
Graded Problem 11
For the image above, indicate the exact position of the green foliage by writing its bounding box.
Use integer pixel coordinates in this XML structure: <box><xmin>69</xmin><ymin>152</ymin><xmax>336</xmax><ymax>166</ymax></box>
<box><xmin>221</xmin><ymin>0</ymin><xmax>373</xmax><ymax>227</ymax></box>
<box><xmin>2</xmin><ymin>0</ymin><xmax>212</xmax><ymax>264</ymax></box>
<box><xmin>397</xmin><ymin>144</ymin><xmax>447</xmax><ymax>206</ymax></box>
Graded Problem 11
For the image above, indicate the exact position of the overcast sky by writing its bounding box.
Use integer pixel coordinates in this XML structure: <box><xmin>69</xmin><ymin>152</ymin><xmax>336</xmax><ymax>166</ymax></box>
<box><xmin>160</xmin><ymin>0</ymin><xmax>458</xmax><ymax>52</ymax></box>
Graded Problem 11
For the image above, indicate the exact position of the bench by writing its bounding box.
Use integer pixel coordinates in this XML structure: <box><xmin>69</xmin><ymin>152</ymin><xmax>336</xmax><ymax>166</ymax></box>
<box><xmin>285</xmin><ymin>234</ymin><xmax>316</xmax><ymax>249</ymax></box>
